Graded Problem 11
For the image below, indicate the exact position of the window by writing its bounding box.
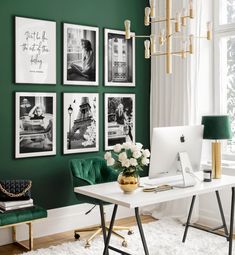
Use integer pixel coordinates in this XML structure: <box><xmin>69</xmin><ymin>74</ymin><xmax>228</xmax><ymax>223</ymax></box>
<box><xmin>220</xmin><ymin>36</ymin><xmax>235</xmax><ymax>153</ymax></box>
<box><xmin>214</xmin><ymin>0</ymin><xmax>235</xmax><ymax>156</ymax></box>
<box><xmin>221</xmin><ymin>0</ymin><xmax>235</xmax><ymax>25</ymax></box>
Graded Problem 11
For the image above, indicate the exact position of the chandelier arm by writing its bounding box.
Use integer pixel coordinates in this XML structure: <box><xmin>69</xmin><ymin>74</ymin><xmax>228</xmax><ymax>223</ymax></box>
<box><xmin>151</xmin><ymin>52</ymin><xmax>168</xmax><ymax>57</ymax></box>
<box><xmin>172</xmin><ymin>53</ymin><xmax>182</xmax><ymax>57</ymax></box>
<box><xmin>127</xmin><ymin>34</ymin><xmax>208</xmax><ymax>40</ymax></box>
<box><xmin>132</xmin><ymin>35</ymin><xmax>150</xmax><ymax>38</ymax></box>
<box><xmin>171</xmin><ymin>35</ymin><xmax>190</xmax><ymax>39</ymax></box>
<box><xmin>151</xmin><ymin>50</ymin><xmax>190</xmax><ymax>57</ymax></box>
<box><xmin>151</xmin><ymin>16</ymin><xmax>192</xmax><ymax>24</ymax></box>
<box><xmin>171</xmin><ymin>50</ymin><xmax>190</xmax><ymax>55</ymax></box>
<box><xmin>151</xmin><ymin>18</ymin><xmax>175</xmax><ymax>24</ymax></box>
<box><xmin>181</xmin><ymin>15</ymin><xmax>192</xmax><ymax>19</ymax></box>
<box><xmin>169</xmin><ymin>35</ymin><xmax>208</xmax><ymax>40</ymax></box>
<box><xmin>194</xmin><ymin>36</ymin><xmax>208</xmax><ymax>39</ymax></box>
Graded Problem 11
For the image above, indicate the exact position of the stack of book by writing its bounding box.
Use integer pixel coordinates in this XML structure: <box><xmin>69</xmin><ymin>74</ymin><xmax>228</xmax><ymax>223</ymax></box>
<box><xmin>0</xmin><ymin>199</ymin><xmax>34</xmax><ymax>213</ymax></box>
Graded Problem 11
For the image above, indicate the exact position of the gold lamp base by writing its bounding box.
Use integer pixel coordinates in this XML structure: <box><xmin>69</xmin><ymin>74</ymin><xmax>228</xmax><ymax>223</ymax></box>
<box><xmin>212</xmin><ymin>141</ymin><xmax>221</xmax><ymax>179</ymax></box>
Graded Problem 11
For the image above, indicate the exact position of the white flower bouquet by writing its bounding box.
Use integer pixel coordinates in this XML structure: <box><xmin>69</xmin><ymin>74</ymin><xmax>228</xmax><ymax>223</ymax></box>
<box><xmin>104</xmin><ymin>142</ymin><xmax>151</xmax><ymax>175</ymax></box>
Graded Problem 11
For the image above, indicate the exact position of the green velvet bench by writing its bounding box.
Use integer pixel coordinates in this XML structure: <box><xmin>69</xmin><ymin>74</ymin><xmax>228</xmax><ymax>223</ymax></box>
<box><xmin>0</xmin><ymin>206</ymin><xmax>47</xmax><ymax>251</ymax></box>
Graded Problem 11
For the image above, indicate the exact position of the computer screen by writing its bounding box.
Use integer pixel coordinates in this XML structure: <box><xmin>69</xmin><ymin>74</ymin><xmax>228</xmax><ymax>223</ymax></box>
<box><xmin>149</xmin><ymin>125</ymin><xmax>204</xmax><ymax>180</ymax></box>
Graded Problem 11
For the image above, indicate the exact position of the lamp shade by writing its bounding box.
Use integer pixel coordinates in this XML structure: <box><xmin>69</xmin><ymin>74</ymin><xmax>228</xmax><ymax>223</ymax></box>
<box><xmin>201</xmin><ymin>115</ymin><xmax>232</xmax><ymax>140</ymax></box>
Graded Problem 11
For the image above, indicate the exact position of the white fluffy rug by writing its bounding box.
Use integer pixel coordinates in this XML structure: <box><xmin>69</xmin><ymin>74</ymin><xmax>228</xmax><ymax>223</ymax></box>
<box><xmin>22</xmin><ymin>219</ymin><xmax>232</xmax><ymax>255</ymax></box>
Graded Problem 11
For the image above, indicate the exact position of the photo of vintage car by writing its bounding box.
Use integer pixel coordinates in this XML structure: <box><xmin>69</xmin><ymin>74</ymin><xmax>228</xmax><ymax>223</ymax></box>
<box><xmin>105</xmin><ymin>94</ymin><xmax>135</xmax><ymax>150</ymax></box>
<box><xmin>107</xmin><ymin>113</ymin><xmax>127</xmax><ymax>146</ymax></box>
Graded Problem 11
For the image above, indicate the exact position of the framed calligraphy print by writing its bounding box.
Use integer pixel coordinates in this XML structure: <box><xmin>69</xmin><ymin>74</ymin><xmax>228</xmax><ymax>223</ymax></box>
<box><xmin>15</xmin><ymin>17</ymin><xmax>56</xmax><ymax>84</ymax></box>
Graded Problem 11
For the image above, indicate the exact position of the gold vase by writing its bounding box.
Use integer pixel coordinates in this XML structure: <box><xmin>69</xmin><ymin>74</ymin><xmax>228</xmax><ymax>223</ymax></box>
<box><xmin>117</xmin><ymin>170</ymin><xmax>139</xmax><ymax>193</ymax></box>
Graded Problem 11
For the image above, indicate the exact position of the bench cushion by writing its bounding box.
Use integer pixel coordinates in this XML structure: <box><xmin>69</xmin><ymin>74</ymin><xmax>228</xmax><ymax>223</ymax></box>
<box><xmin>0</xmin><ymin>206</ymin><xmax>47</xmax><ymax>227</ymax></box>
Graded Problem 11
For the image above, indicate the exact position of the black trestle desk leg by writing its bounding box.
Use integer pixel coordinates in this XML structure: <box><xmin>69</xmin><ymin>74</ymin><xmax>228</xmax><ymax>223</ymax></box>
<box><xmin>135</xmin><ymin>207</ymin><xmax>149</xmax><ymax>255</ymax></box>
<box><xmin>215</xmin><ymin>190</ymin><xmax>229</xmax><ymax>237</ymax></box>
<box><xmin>182</xmin><ymin>195</ymin><xmax>196</xmax><ymax>243</ymax></box>
<box><xmin>229</xmin><ymin>187</ymin><xmax>235</xmax><ymax>255</ymax></box>
<box><xmin>103</xmin><ymin>204</ymin><xmax>118</xmax><ymax>255</ymax></box>
<box><xmin>99</xmin><ymin>202</ymin><xmax>107</xmax><ymax>244</ymax></box>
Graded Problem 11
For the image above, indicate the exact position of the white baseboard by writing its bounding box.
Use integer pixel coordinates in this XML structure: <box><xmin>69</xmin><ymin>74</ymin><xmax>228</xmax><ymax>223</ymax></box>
<box><xmin>0</xmin><ymin>203</ymin><xmax>134</xmax><ymax>246</ymax></box>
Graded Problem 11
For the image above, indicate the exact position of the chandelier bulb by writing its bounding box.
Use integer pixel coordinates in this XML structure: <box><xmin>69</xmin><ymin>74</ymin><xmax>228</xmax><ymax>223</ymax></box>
<box><xmin>181</xmin><ymin>41</ymin><xmax>187</xmax><ymax>58</ymax></box>
<box><xmin>144</xmin><ymin>40</ymin><xmax>151</xmax><ymax>59</ymax></box>
<box><xmin>189</xmin><ymin>34</ymin><xmax>194</xmax><ymax>54</ymax></box>
<box><xmin>189</xmin><ymin>0</ymin><xmax>194</xmax><ymax>18</ymax></box>
<box><xmin>181</xmin><ymin>8</ymin><xmax>187</xmax><ymax>26</ymax></box>
<box><xmin>150</xmin><ymin>0</ymin><xmax>156</xmax><ymax>18</ymax></box>
<box><xmin>145</xmin><ymin>7</ymin><xmax>151</xmax><ymax>26</ymax></box>
<box><xmin>124</xmin><ymin>20</ymin><xmax>131</xmax><ymax>39</ymax></box>
<box><xmin>207</xmin><ymin>21</ymin><xmax>212</xmax><ymax>40</ymax></box>
<box><xmin>175</xmin><ymin>12</ymin><xmax>181</xmax><ymax>32</ymax></box>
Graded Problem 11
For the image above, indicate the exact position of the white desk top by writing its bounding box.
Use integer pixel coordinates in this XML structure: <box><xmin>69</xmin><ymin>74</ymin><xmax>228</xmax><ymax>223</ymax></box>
<box><xmin>74</xmin><ymin>175</ymin><xmax>235</xmax><ymax>209</ymax></box>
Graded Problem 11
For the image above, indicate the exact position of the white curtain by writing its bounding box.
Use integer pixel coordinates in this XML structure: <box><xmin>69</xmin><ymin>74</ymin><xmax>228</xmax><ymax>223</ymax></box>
<box><xmin>143</xmin><ymin>0</ymin><xmax>205</xmax><ymax>222</ymax></box>
<box><xmin>150</xmin><ymin>0</ymin><xmax>203</xmax><ymax>130</ymax></box>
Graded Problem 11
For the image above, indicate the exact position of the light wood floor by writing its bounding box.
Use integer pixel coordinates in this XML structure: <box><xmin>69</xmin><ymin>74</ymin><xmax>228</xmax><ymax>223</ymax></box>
<box><xmin>0</xmin><ymin>215</ymin><xmax>156</xmax><ymax>255</ymax></box>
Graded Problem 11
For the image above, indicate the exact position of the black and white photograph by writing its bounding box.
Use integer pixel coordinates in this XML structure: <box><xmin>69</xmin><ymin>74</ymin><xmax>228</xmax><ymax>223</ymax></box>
<box><xmin>15</xmin><ymin>92</ymin><xmax>56</xmax><ymax>158</ymax></box>
<box><xmin>105</xmin><ymin>94</ymin><xmax>135</xmax><ymax>150</ymax></box>
<box><xmin>63</xmin><ymin>93</ymin><xmax>99</xmax><ymax>154</ymax></box>
<box><xmin>105</xmin><ymin>29</ymin><xmax>135</xmax><ymax>87</ymax></box>
<box><xmin>63</xmin><ymin>23</ymin><xmax>99</xmax><ymax>86</ymax></box>
<box><xmin>15</xmin><ymin>17</ymin><xmax>56</xmax><ymax>84</ymax></box>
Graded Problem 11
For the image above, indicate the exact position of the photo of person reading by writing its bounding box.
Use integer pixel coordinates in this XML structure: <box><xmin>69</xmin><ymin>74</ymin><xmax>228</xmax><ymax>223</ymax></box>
<box><xmin>68</xmin><ymin>39</ymin><xmax>95</xmax><ymax>81</ymax></box>
<box><xmin>19</xmin><ymin>98</ymin><xmax>53</xmax><ymax>152</ymax></box>
<box><xmin>26</xmin><ymin>104</ymin><xmax>51</xmax><ymax>132</ymax></box>
<box><xmin>29</xmin><ymin>105</ymin><xmax>45</xmax><ymax>120</ymax></box>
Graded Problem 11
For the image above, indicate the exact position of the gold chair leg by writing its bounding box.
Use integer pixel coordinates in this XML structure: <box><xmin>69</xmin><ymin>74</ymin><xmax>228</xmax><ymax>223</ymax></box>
<box><xmin>105</xmin><ymin>227</ymin><xmax>128</xmax><ymax>247</ymax></box>
<box><xmin>111</xmin><ymin>230</ymin><xmax>125</xmax><ymax>240</ymax></box>
<box><xmin>105</xmin><ymin>226</ymin><xmax>125</xmax><ymax>240</ymax></box>
<box><xmin>74</xmin><ymin>223</ymin><xmax>132</xmax><ymax>248</ymax></box>
<box><xmin>85</xmin><ymin>228</ymin><xmax>102</xmax><ymax>248</ymax></box>
<box><xmin>113</xmin><ymin>226</ymin><xmax>134</xmax><ymax>235</ymax></box>
<box><xmin>75</xmin><ymin>226</ymin><xmax>100</xmax><ymax>233</ymax></box>
<box><xmin>113</xmin><ymin>226</ymin><xmax>133</xmax><ymax>231</ymax></box>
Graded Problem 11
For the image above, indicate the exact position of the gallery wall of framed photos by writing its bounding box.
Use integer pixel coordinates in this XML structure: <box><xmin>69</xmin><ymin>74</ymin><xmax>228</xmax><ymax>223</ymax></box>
<box><xmin>0</xmin><ymin>0</ymin><xmax>150</xmax><ymax>210</ymax></box>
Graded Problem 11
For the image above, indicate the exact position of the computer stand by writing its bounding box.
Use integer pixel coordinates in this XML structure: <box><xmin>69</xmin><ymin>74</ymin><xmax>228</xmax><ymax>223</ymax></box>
<box><xmin>174</xmin><ymin>152</ymin><xmax>197</xmax><ymax>188</ymax></box>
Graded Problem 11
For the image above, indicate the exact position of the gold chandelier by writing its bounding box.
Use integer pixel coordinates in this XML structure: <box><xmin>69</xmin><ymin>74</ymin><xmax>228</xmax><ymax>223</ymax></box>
<box><xmin>124</xmin><ymin>0</ymin><xmax>212</xmax><ymax>74</ymax></box>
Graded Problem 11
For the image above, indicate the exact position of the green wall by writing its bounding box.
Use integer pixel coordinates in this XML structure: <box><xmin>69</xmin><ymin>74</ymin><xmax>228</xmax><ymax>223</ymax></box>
<box><xmin>0</xmin><ymin>0</ymin><xmax>150</xmax><ymax>209</ymax></box>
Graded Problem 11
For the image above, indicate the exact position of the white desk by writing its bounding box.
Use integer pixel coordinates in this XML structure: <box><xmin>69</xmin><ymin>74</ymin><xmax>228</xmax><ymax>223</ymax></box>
<box><xmin>75</xmin><ymin>175</ymin><xmax>235</xmax><ymax>255</ymax></box>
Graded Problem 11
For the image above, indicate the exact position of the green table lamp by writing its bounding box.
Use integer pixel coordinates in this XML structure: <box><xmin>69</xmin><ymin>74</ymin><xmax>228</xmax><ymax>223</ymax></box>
<box><xmin>201</xmin><ymin>115</ymin><xmax>232</xmax><ymax>179</ymax></box>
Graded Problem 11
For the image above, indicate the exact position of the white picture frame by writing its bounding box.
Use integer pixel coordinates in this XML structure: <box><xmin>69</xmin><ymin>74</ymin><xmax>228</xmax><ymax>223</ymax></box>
<box><xmin>104</xmin><ymin>29</ymin><xmax>135</xmax><ymax>87</ymax></box>
<box><xmin>63</xmin><ymin>93</ymin><xmax>99</xmax><ymax>154</ymax></box>
<box><xmin>63</xmin><ymin>23</ymin><xmax>99</xmax><ymax>86</ymax></box>
<box><xmin>105</xmin><ymin>93</ymin><xmax>135</xmax><ymax>150</ymax></box>
<box><xmin>15</xmin><ymin>92</ymin><xmax>56</xmax><ymax>158</ymax></box>
<box><xmin>15</xmin><ymin>17</ymin><xmax>56</xmax><ymax>84</ymax></box>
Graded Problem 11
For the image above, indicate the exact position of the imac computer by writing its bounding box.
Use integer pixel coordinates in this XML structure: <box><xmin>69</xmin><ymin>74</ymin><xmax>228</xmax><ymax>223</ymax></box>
<box><xmin>147</xmin><ymin>125</ymin><xmax>204</xmax><ymax>187</ymax></box>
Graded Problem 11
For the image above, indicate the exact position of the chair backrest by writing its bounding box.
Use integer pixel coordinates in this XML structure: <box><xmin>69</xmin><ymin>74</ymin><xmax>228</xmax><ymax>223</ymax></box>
<box><xmin>70</xmin><ymin>157</ymin><xmax>113</xmax><ymax>186</ymax></box>
<box><xmin>70</xmin><ymin>157</ymin><xmax>118</xmax><ymax>205</ymax></box>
